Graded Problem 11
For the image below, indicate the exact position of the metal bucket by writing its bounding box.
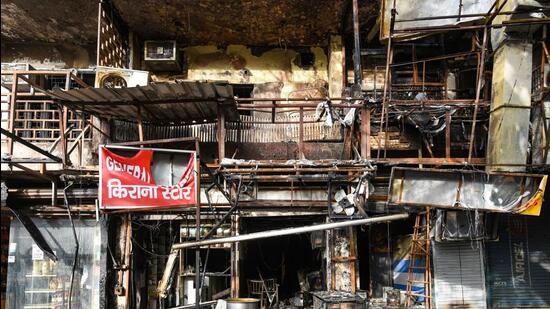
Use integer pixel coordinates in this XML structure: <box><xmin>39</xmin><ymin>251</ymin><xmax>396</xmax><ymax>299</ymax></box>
<box><xmin>226</xmin><ymin>298</ymin><xmax>260</xmax><ymax>309</ymax></box>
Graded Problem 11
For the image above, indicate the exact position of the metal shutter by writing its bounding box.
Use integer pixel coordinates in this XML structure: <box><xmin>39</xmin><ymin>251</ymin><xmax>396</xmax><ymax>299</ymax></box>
<box><xmin>433</xmin><ymin>241</ymin><xmax>487</xmax><ymax>309</ymax></box>
<box><xmin>486</xmin><ymin>214</ymin><xmax>550</xmax><ymax>307</ymax></box>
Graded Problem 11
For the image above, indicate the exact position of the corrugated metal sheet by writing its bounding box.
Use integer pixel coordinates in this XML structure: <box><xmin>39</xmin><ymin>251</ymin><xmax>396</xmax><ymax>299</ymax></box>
<box><xmin>433</xmin><ymin>241</ymin><xmax>487</xmax><ymax>309</ymax></box>
<box><xmin>486</xmin><ymin>211</ymin><xmax>550</xmax><ymax>308</ymax></box>
<box><xmin>48</xmin><ymin>81</ymin><xmax>239</xmax><ymax>123</ymax></box>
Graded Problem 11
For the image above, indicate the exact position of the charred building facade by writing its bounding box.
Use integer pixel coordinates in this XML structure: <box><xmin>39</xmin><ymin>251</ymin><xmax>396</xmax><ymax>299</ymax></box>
<box><xmin>1</xmin><ymin>1</ymin><xmax>549</xmax><ymax>309</ymax></box>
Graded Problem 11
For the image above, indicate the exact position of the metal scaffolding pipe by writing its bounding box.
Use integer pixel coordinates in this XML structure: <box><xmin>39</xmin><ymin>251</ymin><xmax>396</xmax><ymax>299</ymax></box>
<box><xmin>172</xmin><ymin>213</ymin><xmax>409</xmax><ymax>250</ymax></box>
<box><xmin>352</xmin><ymin>0</ymin><xmax>363</xmax><ymax>85</ymax></box>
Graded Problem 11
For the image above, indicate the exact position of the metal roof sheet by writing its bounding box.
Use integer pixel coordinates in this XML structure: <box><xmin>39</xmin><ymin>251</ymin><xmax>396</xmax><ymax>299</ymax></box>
<box><xmin>48</xmin><ymin>81</ymin><xmax>238</xmax><ymax>123</ymax></box>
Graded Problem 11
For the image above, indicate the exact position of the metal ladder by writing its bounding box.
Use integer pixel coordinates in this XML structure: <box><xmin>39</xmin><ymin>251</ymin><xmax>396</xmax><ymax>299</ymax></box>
<box><xmin>405</xmin><ymin>209</ymin><xmax>432</xmax><ymax>309</ymax></box>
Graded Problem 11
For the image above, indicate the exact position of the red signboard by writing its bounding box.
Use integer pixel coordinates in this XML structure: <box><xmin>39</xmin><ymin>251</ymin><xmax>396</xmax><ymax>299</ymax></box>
<box><xmin>99</xmin><ymin>146</ymin><xmax>197</xmax><ymax>209</ymax></box>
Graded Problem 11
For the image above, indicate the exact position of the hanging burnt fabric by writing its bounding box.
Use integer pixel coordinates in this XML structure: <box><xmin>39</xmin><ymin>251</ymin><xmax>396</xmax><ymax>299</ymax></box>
<box><xmin>99</xmin><ymin>146</ymin><xmax>197</xmax><ymax>209</ymax></box>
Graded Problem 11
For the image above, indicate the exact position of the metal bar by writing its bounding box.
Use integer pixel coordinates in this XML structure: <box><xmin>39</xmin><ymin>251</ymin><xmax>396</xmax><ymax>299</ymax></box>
<box><xmin>361</xmin><ymin>106</ymin><xmax>371</xmax><ymax>159</ymax></box>
<box><xmin>235</xmin><ymin>97</ymin><xmax>364</xmax><ymax>102</ymax></box>
<box><xmin>195</xmin><ymin>166</ymin><xmax>201</xmax><ymax>309</ymax></box>
<box><xmin>85</xmin><ymin>119</ymin><xmax>111</xmax><ymax>138</ymax></box>
<box><xmin>60</xmin><ymin>75</ymin><xmax>70</xmax><ymax>166</ymax></box>
<box><xmin>104</xmin><ymin>145</ymin><xmax>196</xmax><ymax>154</ymax></box>
<box><xmin>16</xmin><ymin>75</ymin><xmax>50</xmax><ymax>96</ymax></box>
<box><xmin>0</xmin><ymin>70</ymin><xmax>78</xmax><ymax>75</ymax></box>
<box><xmin>394</xmin><ymin>8</ymin><xmax>547</xmax><ymax>23</ymax></box>
<box><xmin>299</xmin><ymin>107</ymin><xmax>304</xmax><ymax>158</ymax></box>
<box><xmin>445</xmin><ymin>111</ymin><xmax>451</xmax><ymax>159</ymax></box>
<box><xmin>54</xmin><ymin>96</ymin><xmax>219</xmax><ymax>106</ymax></box>
<box><xmin>172</xmin><ymin>213</ymin><xmax>409</xmax><ymax>250</ymax></box>
<box><xmin>7</xmin><ymin>72</ymin><xmax>18</xmax><ymax>155</ymax></box>
<box><xmin>67</xmin><ymin>125</ymin><xmax>91</xmax><ymax>156</ymax></box>
<box><xmin>157</xmin><ymin>250</ymin><xmax>179</xmax><ymax>298</ymax></box>
<box><xmin>0</xmin><ymin>159</ymin><xmax>59</xmax><ymax>164</ymax></box>
<box><xmin>10</xmin><ymin>163</ymin><xmax>53</xmax><ymax>181</ymax></box>
<box><xmin>1</xmin><ymin>128</ymin><xmax>63</xmax><ymax>162</ymax></box>
<box><xmin>69</xmin><ymin>73</ymin><xmax>91</xmax><ymax>88</ymax></box>
<box><xmin>169</xmin><ymin>300</ymin><xmax>218</xmax><ymax>309</ymax></box>
<box><xmin>136</xmin><ymin>106</ymin><xmax>144</xmax><ymax>142</ymax></box>
<box><xmin>48</xmin><ymin>125</ymin><xmax>75</xmax><ymax>153</ymax></box>
<box><xmin>203</xmin><ymin>188</ymin><xmax>242</xmax><ymax>242</ymax></box>
<box><xmin>235</xmin><ymin>103</ymin><xmax>365</xmax><ymax>108</ymax></box>
<box><xmin>111</xmin><ymin>137</ymin><xmax>198</xmax><ymax>146</ymax></box>
<box><xmin>383</xmin><ymin>11</ymin><xmax>396</xmax><ymax>159</ymax></box>
<box><xmin>468</xmin><ymin>26</ymin><xmax>488</xmax><ymax>161</ymax></box>
<box><xmin>97</xmin><ymin>1</ymin><xmax>103</xmax><ymax>67</ymax></box>
<box><xmin>378</xmin><ymin>9</ymin><xmax>395</xmax><ymax>159</ymax></box>
<box><xmin>352</xmin><ymin>0</ymin><xmax>362</xmax><ymax>85</ymax></box>
<box><xmin>217</xmin><ymin>106</ymin><xmax>225</xmax><ymax>162</ymax></box>
<box><xmin>393</xmin><ymin>18</ymin><xmax>550</xmax><ymax>34</ymax></box>
<box><xmin>485</xmin><ymin>0</ymin><xmax>509</xmax><ymax>25</ymax></box>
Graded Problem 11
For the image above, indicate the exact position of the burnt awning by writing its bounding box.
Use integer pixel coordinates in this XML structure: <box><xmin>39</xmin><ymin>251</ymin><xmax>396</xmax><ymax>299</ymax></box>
<box><xmin>388</xmin><ymin>167</ymin><xmax>548</xmax><ymax>216</ymax></box>
<box><xmin>48</xmin><ymin>81</ymin><xmax>239</xmax><ymax>123</ymax></box>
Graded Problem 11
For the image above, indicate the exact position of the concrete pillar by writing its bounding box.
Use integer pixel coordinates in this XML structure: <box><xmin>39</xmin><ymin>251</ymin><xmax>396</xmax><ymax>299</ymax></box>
<box><xmin>328</xmin><ymin>35</ymin><xmax>345</xmax><ymax>98</ymax></box>
<box><xmin>487</xmin><ymin>41</ymin><xmax>532</xmax><ymax>172</ymax></box>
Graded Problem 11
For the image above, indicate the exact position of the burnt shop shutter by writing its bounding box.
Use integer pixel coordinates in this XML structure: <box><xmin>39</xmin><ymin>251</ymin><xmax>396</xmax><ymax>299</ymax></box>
<box><xmin>432</xmin><ymin>241</ymin><xmax>487</xmax><ymax>309</ymax></box>
<box><xmin>486</xmin><ymin>213</ymin><xmax>550</xmax><ymax>308</ymax></box>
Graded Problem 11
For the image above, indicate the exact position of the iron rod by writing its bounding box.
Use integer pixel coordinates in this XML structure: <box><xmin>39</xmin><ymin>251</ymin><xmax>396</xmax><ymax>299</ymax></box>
<box><xmin>172</xmin><ymin>213</ymin><xmax>409</xmax><ymax>250</ymax></box>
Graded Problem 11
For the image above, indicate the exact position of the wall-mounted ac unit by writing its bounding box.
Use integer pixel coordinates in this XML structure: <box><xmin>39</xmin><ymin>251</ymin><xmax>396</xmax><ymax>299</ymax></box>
<box><xmin>143</xmin><ymin>40</ymin><xmax>181</xmax><ymax>72</ymax></box>
<box><xmin>95</xmin><ymin>66</ymin><xmax>149</xmax><ymax>88</ymax></box>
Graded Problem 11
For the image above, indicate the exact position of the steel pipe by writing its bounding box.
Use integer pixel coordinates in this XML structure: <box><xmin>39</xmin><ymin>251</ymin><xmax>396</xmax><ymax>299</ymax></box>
<box><xmin>172</xmin><ymin>213</ymin><xmax>409</xmax><ymax>250</ymax></box>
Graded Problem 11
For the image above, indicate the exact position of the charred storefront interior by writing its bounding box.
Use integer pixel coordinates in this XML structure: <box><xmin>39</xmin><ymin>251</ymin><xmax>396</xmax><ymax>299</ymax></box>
<box><xmin>1</xmin><ymin>0</ymin><xmax>550</xmax><ymax>308</ymax></box>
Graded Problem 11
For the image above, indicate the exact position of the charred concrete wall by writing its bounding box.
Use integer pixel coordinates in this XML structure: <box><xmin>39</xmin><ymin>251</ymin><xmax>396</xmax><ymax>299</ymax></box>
<box><xmin>171</xmin><ymin>45</ymin><xmax>329</xmax><ymax>98</ymax></box>
<box><xmin>1</xmin><ymin>42</ymin><xmax>96</xmax><ymax>69</ymax></box>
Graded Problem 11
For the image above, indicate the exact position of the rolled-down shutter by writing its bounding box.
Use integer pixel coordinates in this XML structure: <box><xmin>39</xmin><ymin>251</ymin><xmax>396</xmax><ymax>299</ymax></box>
<box><xmin>433</xmin><ymin>241</ymin><xmax>487</xmax><ymax>309</ymax></box>
<box><xmin>486</xmin><ymin>214</ymin><xmax>550</xmax><ymax>307</ymax></box>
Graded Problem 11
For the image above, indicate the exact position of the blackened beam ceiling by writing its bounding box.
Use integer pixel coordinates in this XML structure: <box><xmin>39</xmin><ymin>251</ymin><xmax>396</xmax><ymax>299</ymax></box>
<box><xmin>1</xmin><ymin>0</ymin><xmax>378</xmax><ymax>46</ymax></box>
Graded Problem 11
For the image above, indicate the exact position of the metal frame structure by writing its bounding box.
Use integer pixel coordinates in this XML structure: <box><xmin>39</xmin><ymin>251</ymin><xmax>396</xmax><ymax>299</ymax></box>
<box><xmin>1</xmin><ymin>70</ymin><xmax>92</xmax><ymax>166</ymax></box>
<box><xmin>2</xmin><ymin>2</ymin><xmax>549</xmax><ymax>309</ymax></box>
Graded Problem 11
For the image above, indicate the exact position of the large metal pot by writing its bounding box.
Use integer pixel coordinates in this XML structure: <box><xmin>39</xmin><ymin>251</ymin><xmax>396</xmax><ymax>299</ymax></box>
<box><xmin>226</xmin><ymin>298</ymin><xmax>260</xmax><ymax>309</ymax></box>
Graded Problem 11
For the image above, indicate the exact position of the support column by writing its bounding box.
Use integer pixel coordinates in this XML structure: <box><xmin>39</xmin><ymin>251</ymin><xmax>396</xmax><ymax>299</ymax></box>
<box><xmin>360</xmin><ymin>106</ymin><xmax>371</xmax><ymax>159</ymax></box>
<box><xmin>217</xmin><ymin>108</ymin><xmax>225</xmax><ymax>162</ymax></box>
<box><xmin>352</xmin><ymin>0</ymin><xmax>362</xmax><ymax>87</ymax></box>
<box><xmin>487</xmin><ymin>41</ymin><xmax>533</xmax><ymax>172</ymax></box>
<box><xmin>230</xmin><ymin>215</ymin><xmax>240</xmax><ymax>298</ymax></box>
<box><xmin>7</xmin><ymin>73</ymin><xmax>18</xmax><ymax>155</ymax></box>
<box><xmin>328</xmin><ymin>35</ymin><xmax>345</xmax><ymax>98</ymax></box>
<box><xmin>115</xmin><ymin>215</ymin><xmax>132</xmax><ymax>309</ymax></box>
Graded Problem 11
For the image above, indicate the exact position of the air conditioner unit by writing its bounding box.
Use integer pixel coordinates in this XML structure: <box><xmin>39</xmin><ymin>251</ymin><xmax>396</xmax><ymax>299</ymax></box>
<box><xmin>95</xmin><ymin>66</ymin><xmax>149</xmax><ymax>88</ymax></box>
<box><xmin>143</xmin><ymin>40</ymin><xmax>181</xmax><ymax>72</ymax></box>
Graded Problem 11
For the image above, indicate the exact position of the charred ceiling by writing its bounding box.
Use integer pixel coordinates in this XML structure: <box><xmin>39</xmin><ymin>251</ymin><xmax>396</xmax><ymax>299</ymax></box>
<box><xmin>0</xmin><ymin>0</ymin><xmax>97</xmax><ymax>44</ymax></box>
<box><xmin>1</xmin><ymin>0</ymin><xmax>379</xmax><ymax>47</ymax></box>
<box><xmin>112</xmin><ymin>0</ymin><xmax>376</xmax><ymax>46</ymax></box>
